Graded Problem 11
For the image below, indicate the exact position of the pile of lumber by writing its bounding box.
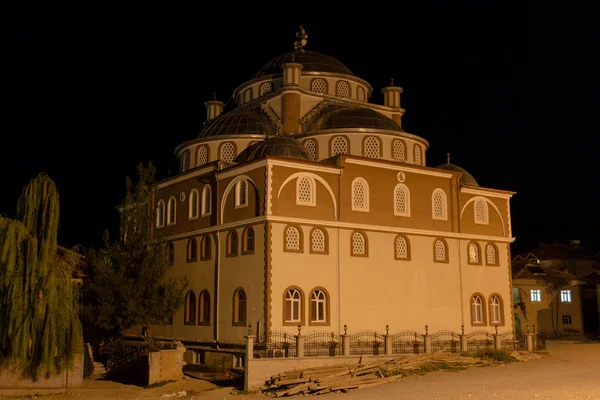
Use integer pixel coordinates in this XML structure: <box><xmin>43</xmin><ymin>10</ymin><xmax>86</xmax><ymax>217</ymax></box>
<box><xmin>260</xmin><ymin>353</ymin><xmax>478</xmax><ymax>397</ymax></box>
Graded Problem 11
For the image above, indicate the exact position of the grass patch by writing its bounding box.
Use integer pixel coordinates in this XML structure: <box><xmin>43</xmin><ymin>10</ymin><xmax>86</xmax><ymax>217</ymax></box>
<box><xmin>534</xmin><ymin>350</ymin><xmax>550</xmax><ymax>355</ymax></box>
<box><xmin>144</xmin><ymin>379</ymin><xmax>175</xmax><ymax>389</ymax></box>
<box><xmin>460</xmin><ymin>349</ymin><xmax>515</xmax><ymax>362</ymax></box>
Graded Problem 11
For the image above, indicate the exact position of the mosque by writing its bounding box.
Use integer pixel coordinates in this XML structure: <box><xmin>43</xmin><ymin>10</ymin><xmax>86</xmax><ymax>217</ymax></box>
<box><xmin>148</xmin><ymin>26</ymin><xmax>516</xmax><ymax>344</ymax></box>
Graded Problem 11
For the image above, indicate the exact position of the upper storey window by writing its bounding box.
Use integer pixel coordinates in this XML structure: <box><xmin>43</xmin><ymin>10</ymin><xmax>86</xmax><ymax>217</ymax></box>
<box><xmin>244</xmin><ymin>88</ymin><xmax>253</xmax><ymax>103</ymax></box>
<box><xmin>196</xmin><ymin>145</ymin><xmax>209</xmax><ymax>166</ymax></box>
<box><xmin>156</xmin><ymin>199</ymin><xmax>165</xmax><ymax>228</ymax></box>
<box><xmin>394</xmin><ymin>184</ymin><xmax>410</xmax><ymax>217</ymax></box>
<box><xmin>235</xmin><ymin>179</ymin><xmax>248</xmax><ymax>208</ymax></box>
<box><xmin>331</xmin><ymin>136</ymin><xmax>348</xmax><ymax>156</ymax></box>
<box><xmin>167</xmin><ymin>196</ymin><xmax>176</xmax><ymax>225</ymax></box>
<box><xmin>311</xmin><ymin>78</ymin><xmax>328</xmax><ymax>94</ymax></box>
<box><xmin>304</xmin><ymin>139</ymin><xmax>317</xmax><ymax>160</ymax></box>
<box><xmin>260</xmin><ymin>82</ymin><xmax>272</xmax><ymax>96</ymax></box>
<box><xmin>357</xmin><ymin>86</ymin><xmax>366</xmax><ymax>102</ymax></box>
<box><xmin>351</xmin><ymin>178</ymin><xmax>369</xmax><ymax>212</ymax></box>
<box><xmin>189</xmin><ymin>189</ymin><xmax>199</xmax><ymax>220</ymax></box>
<box><xmin>201</xmin><ymin>185</ymin><xmax>212</xmax><ymax>216</ymax></box>
<box><xmin>220</xmin><ymin>142</ymin><xmax>236</xmax><ymax>163</ymax></box>
<box><xmin>296</xmin><ymin>175</ymin><xmax>316</xmax><ymax>206</ymax></box>
<box><xmin>434</xmin><ymin>239</ymin><xmax>448</xmax><ymax>262</ymax></box>
<box><xmin>336</xmin><ymin>81</ymin><xmax>350</xmax><ymax>98</ymax></box>
<box><xmin>474</xmin><ymin>199</ymin><xmax>489</xmax><ymax>225</ymax></box>
<box><xmin>414</xmin><ymin>145</ymin><xmax>422</xmax><ymax>166</ymax></box>
<box><xmin>363</xmin><ymin>136</ymin><xmax>381</xmax><ymax>159</ymax></box>
<box><xmin>432</xmin><ymin>189</ymin><xmax>448</xmax><ymax>221</ymax></box>
<box><xmin>392</xmin><ymin>139</ymin><xmax>406</xmax><ymax>162</ymax></box>
<box><xmin>181</xmin><ymin>149</ymin><xmax>190</xmax><ymax>172</ymax></box>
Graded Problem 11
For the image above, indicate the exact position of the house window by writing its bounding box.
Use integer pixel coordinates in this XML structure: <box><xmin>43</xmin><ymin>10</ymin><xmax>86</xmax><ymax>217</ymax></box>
<box><xmin>284</xmin><ymin>288</ymin><xmax>302</xmax><ymax>323</ymax></box>
<box><xmin>530</xmin><ymin>289</ymin><xmax>541</xmax><ymax>302</ymax></box>
<box><xmin>242</xmin><ymin>227</ymin><xmax>255</xmax><ymax>254</ymax></box>
<box><xmin>395</xmin><ymin>235</ymin><xmax>410</xmax><ymax>260</ymax></box>
<box><xmin>310</xmin><ymin>228</ymin><xmax>326</xmax><ymax>253</ymax></box>
<box><xmin>331</xmin><ymin>136</ymin><xmax>348</xmax><ymax>156</ymax></box>
<box><xmin>187</xmin><ymin>238</ymin><xmax>198</xmax><ymax>262</ymax></box>
<box><xmin>468</xmin><ymin>242</ymin><xmax>480</xmax><ymax>264</ymax></box>
<box><xmin>434</xmin><ymin>239</ymin><xmax>447</xmax><ymax>262</ymax></box>
<box><xmin>198</xmin><ymin>290</ymin><xmax>210</xmax><ymax>325</ymax></box>
<box><xmin>201</xmin><ymin>185</ymin><xmax>212</xmax><ymax>216</ymax></box>
<box><xmin>284</xmin><ymin>226</ymin><xmax>302</xmax><ymax>252</ymax></box>
<box><xmin>357</xmin><ymin>86</ymin><xmax>365</xmax><ymax>102</ymax></box>
<box><xmin>471</xmin><ymin>294</ymin><xmax>485</xmax><ymax>325</ymax></box>
<box><xmin>227</xmin><ymin>230</ymin><xmax>238</xmax><ymax>256</ymax></box>
<box><xmin>351</xmin><ymin>178</ymin><xmax>369</xmax><ymax>211</ymax></box>
<box><xmin>196</xmin><ymin>145</ymin><xmax>209</xmax><ymax>166</ymax></box>
<box><xmin>486</xmin><ymin>244</ymin><xmax>498</xmax><ymax>265</ymax></box>
<box><xmin>260</xmin><ymin>82</ymin><xmax>272</xmax><ymax>96</ymax></box>
<box><xmin>184</xmin><ymin>290</ymin><xmax>197</xmax><ymax>325</ymax></box>
<box><xmin>311</xmin><ymin>78</ymin><xmax>327</xmax><ymax>93</ymax></box>
<box><xmin>432</xmin><ymin>189</ymin><xmax>447</xmax><ymax>220</ymax></box>
<box><xmin>560</xmin><ymin>290</ymin><xmax>572</xmax><ymax>303</ymax></box>
<box><xmin>189</xmin><ymin>189</ymin><xmax>199</xmax><ymax>220</ymax></box>
<box><xmin>351</xmin><ymin>231</ymin><xmax>367</xmax><ymax>256</ymax></box>
<box><xmin>304</xmin><ymin>139</ymin><xmax>317</xmax><ymax>160</ymax></box>
<box><xmin>336</xmin><ymin>81</ymin><xmax>350</xmax><ymax>98</ymax></box>
<box><xmin>244</xmin><ymin>88</ymin><xmax>253</xmax><ymax>103</ymax></box>
<box><xmin>181</xmin><ymin>149</ymin><xmax>190</xmax><ymax>172</ymax></box>
<box><xmin>233</xmin><ymin>288</ymin><xmax>247</xmax><ymax>326</ymax></box>
<box><xmin>489</xmin><ymin>295</ymin><xmax>502</xmax><ymax>324</ymax></box>
<box><xmin>156</xmin><ymin>199</ymin><xmax>165</xmax><ymax>228</ymax></box>
<box><xmin>296</xmin><ymin>176</ymin><xmax>315</xmax><ymax>206</ymax></box>
<box><xmin>310</xmin><ymin>289</ymin><xmax>327</xmax><ymax>323</ymax></box>
<box><xmin>167</xmin><ymin>242</ymin><xmax>175</xmax><ymax>265</ymax></box>
<box><xmin>167</xmin><ymin>196</ymin><xmax>176</xmax><ymax>225</ymax></box>
<box><xmin>220</xmin><ymin>142</ymin><xmax>236</xmax><ymax>163</ymax></box>
<box><xmin>235</xmin><ymin>179</ymin><xmax>248</xmax><ymax>208</ymax></box>
<box><xmin>363</xmin><ymin>136</ymin><xmax>380</xmax><ymax>159</ymax></box>
<box><xmin>392</xmin><ymin>139</ymin><xmax>405</xmax><ymax>162</ymax></box>
<box><xmin>413</xmin><ymin>145</ymin><xmax>422</xmax><ymax>165</ymax></box>
<box><xmin>394</xmin><ymin>184</ymin><xmax>410</xmax><ymax>217</ymax></box>
<box><xmin>474</xmin><ymin>199</ymin><xmax>489</xmax><ymax>225</ymax></box>
<box><xmin>562</xmin><ymin>315</ymin><xmax>572</xmax><ymax>325</ymax></box>
<box><xmin>200</xmin><ymin>235</ymin><xmax>211</xmax><ymax>260</ymax></box>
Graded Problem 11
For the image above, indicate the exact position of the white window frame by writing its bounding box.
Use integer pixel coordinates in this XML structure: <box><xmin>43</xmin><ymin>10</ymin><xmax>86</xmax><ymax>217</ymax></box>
<box><xmin>413</xmin><ymin>145</ymin><xmax>422</xmax><ymax>165</ymax></box>
<box><xmin>311</xmin><ymin>228</ymin><xmax>326</xmax><ymax>253</ymax></box>
<box><xmin>285</xmin><ymin>289</ymin><xmax>302</xmax><ymax>323</ymax></box>
<box><xmin>431</xmin><ymin>188</ymin><xmax>448</xmax><ymax>221</ymax></box>
<box><xmin>472</xmin><ymin>295</ymin><xmax>483</xmax><ymax>323</ymax></box>
<box><xmin>395</xmin><ymin>235</ymin><xmax>409</xmax><ymax>260</ymax></box>
<box><xmin>285</xmin><ymin>226</ymin><xmax>301</xmax><ymax>251</ymax></box>
<box><xmin>235</xmin><ymin>180</ymin><xmax>248</xmax><ymax>209</ymax></box>
<box><xmin>167</xmin><ymin>196</ymin><xmax>177</xmax><ymax>226</ymax></box>
<box><xmin>530</xmin><ymin>289</ymin><xmax>541</xmax><ymax>302</ymax></box>
<box><xmin>188</xmin><ymin>189</ymin><xmax>199</xmax><ymax>220</ymax></box>
<box><xmin>311</xmin><ymin>290</ymin><xmax>327</xmax><ymax>323</ymax></box>
<box><xmin>468</xmin><ymin>243</ymin><xmax>479</xmax><ymax>264</ymax></box>
<box><xmin>486</xmin><ymin>244</ymin><xmax>497</xmax><ymax>265</ymax></box>
<box><xmin>490</xmin><ymin>296</ymin><xmax>501</xmax><ymax>324</ymax></box>
<box><xmin>560</xmin><ymin>289</ymin><xmax>572</xmax><ymax>303</ymax></box>
<box><xmin>351</xmin><ymin>232</ymin><xmax>366</xmax><ymax>256</ymax></box>
<box><xmin>156</xmin><ymin>199</ymin><xmax>165</xmax><ymax>228</ymax></box>
<box><xmin>434</xmin><ymin>239</ymin><xmax>447</xmax><ymax>262</ymax></box>
<box><xmin>474</xmin><ymin>199</ymin><xmax>489</xmax><ymax>225</ymax></box>
<box><xmin>351</xmin><ymin>177</ymin><xmax>369</xmax><ymax>212</ymax></box>
<box><xmin>393</xmin><ymin>183</ymin><xmax>411</xmax><ymax>217</ymax></box>
<box><xmin>296</xmin><ymin>175</ymin><xmax>316</xmax><ymax>206</ymax></box>
<box><xmin>201</xmin><ymin>185</ymin><xmax>212</xmax><ymax>216</ymax></box>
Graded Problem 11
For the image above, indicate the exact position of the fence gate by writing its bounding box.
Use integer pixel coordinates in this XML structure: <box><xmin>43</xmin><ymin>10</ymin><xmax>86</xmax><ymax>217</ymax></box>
<box><xmin>391</xmin><ymin>330</ymin><xmax>424</xmax><ymax>354</ymax></box>
<box><xmin>349</xmin><ymin>330</ymin><xmax>386</xmax><ymax>355</ymax></box>
<box><xmin>466</xmin><ymin>331</ymin><xmax>494</xmax><ymax>352</ymax></box>
<box><xmin>498</xmin><ymin>332</ymin><xmax>517</xmax><ymax>351</ymax></box>
<box><xmin>430</xmin><ymin>331</ymin><xmax>460</xmax><ymax>353</ymax></box>
<box><xmin>304</xmin><ymin>331</ymin><xmax>343</xmax><ymax>357</ymax></box>
<box><xmin>255</xmin><ymin>330</ymin><xmax>296</xmax><ymax>358</ymax></box>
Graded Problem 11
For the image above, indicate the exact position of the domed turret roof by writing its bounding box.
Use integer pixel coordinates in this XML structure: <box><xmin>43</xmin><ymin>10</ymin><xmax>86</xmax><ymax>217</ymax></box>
<box><xmin>436</xmin><ymin>160</ymin><xmax>479</xmax><ymax>186</ymax></box>
<box><xmin>254</xmin><ymin>50</ymin><xmax>353</xmax><ymax>78</ymax></box>
<box><xmin>198</xmin><ymin>107</ymin><xmax>275</xmax><ymax>138</ymax></box>
<box><xmin>307</xmin><ymin>105</ymin><xmax>403</xmax><ymax>132</ymax></box>
<box><xmin>245</xmin><ymin>136</ymin><xmax>314</xmax><ymax>162</ymax></box>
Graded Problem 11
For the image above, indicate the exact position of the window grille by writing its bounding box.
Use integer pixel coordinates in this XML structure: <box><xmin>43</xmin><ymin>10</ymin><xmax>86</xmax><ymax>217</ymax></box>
<box><xmin>486</xmin><ymin>244</ymin><xmax>496</xmax><ymax>265</ymax></box>
<box><xmin>395</xmin><ymin>236</ymin><xmax>408</xmax><ymax>259</ymax></box>
<box><xmin>414</xmin><ymin>145</ymin><xmax>422</xmax><ymax>165</ymax></box>
<box><xmin>336</xmin><ymin>81</ymin><xmax>350</xmax><ymax>98</ymax></box>
<box><xmin>432</xmin><ymin>190</ymin><xmax>446</xmax><ymax>219</ymax></box>
<box><xmin>244</xmin><ymin>88</ymin><xmax>253</xmax><ymax>103</ymax></box>
<box><xmin>434</xmin><ymin>240</ymin><xmax>446</xmax><ymax>261</ymax></box>
<box><xmin>311</xmin><ymin>229</ymin><xmax>325</xmax><ymax>253</ymax></box>
<box><xmin>475</xmin><ymin>200</ymin><xmax>488</xmax><ymax>224</ymax></box>
<box><xmin>468</xmin><ymin>243</ymin><xmax>479</xmax><ymax>264</ymax></box>
<box><xmin>392</xmin><ymin>140</ymin><xmax>405</xmax><ymax>162</ymax></box>
<box><xmin>357</xmin><ymin>87</ymin><xmax>365</xmax><ymax>102</ymax></box>
<box><xmin>394</xmin><ymin>185</ymin><xmax>410</xmax><ymax>216</ymax></box>
<box><xmin>297</xmin><ymin>176</ymin><xmax>314</xmax><ymax>205</ymax></box>
<box><xmin>260</xmin><ymin>82</ymin><xmax>272</xmax><ymax>96</ymax></box>
<box><xmin>220</xmin><ymin>142</ymin><xmax>236</xmax><ymax>163</ymax></box>
<box><xmin>363</xmin><ymin>136</ymin><xmax>380</xmax><ymax>159</ymax></box>
<box><xmin>304</xmin><ymin>139</ymin><xmax>317</xmax><ymax>159</ymax></box>
<box><xmin>197</xmin><ymin>145</ymin><xmax>208</xmax><ymax>166</ymax></box>
<box><xmin>352</xmin><ymin>232</ymin><xmax>366</xmax><ymax>255</ymax></box>
<box><xmin>311</xmin><ymin>79</ymin><xmax>327</xmax><ymax>93</ymax></box>
<box><xmin>331</xmin><ymin>136</ymin><xmax>348</xmax><ymax>156</ymax></box>
<box><xmin>351</xmin><ymin>179</ymin><xmax>368</xmax><ymax>211</ymax></box>
<box><xmin>285</xmin><ymin>227</ymin><xmax>300</xmax><ymax>251</ymax></box>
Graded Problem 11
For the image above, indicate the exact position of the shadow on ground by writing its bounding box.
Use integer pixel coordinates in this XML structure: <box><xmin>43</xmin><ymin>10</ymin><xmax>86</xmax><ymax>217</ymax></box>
<box><xmin>183</xmin><ymin>365</ymin><xmax>244</xmax><ymax>390</ymax></box>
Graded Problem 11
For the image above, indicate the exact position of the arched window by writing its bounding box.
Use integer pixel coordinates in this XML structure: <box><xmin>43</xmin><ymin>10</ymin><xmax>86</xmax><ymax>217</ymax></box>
<box><xmin>198</xmin><ymin>290</ymin><xmax>211</xmax><ymax>325</ymax></box>
<box><xmin>181</xmin><ymin>149</ymin><xmax>190</xmax><ymax>172</ymax></box>
<box><xmin>167</xmin><ymin>196</ymin><xmax>177</xmax><ymax>225</ymax></box>
<box><xmin>201</xmin><ymin>185</ymin><xmax>212</xmax><ymax>216</ymax></box>
<box><xmin>235</xmin><ymin>179</ymin><xmax>248</xmax><ymax>208</ymax></box>
<box><xmin>413</xmin><ymin>145</ymin><xmax>422</xmax><ymax>165</ymax></box>
<box><xmin>284</xmin><ymin>288</ymin><xmax>302</xmax><ymax>324</ymax></box>
<box><xmin>196</xmin><ymin>145</ymin><xmax>209</xmax><ymax>166</ymax></box>
<box><xmin>310</xmin><ymin>228</ymin><xmax>327</xmax><ymax>254</ymax></box>
<box><xmin>486</xmin><ymin>243</ymin><xmax>498</xmax><ymax>266</ymax></box>
<box><xmin>468</xmin><ymin>242</ymin><xmax>481</xmax><ymax>265</ymax></box>
<box><xmin>310</xmin><ymin>289</ymin><xmax>328</xmax><ymax>324</ymax></box>
<box><xmin>331</xmin><ymin>136</ymin><xmax>349</xmax><ymax>156</ymax></box>
<box><xmin>187</xmin><ymin>238</ymin><xmax>198</xmax><ymax>262</ymax></box>
<box><xmin>220</xmin><ymin>142</ymin><xmax>236</xmax><ymax>163</ymax></box>
<box><xmin>432</xmin><ymin>189</ymin><xmax>447</xmax><ymax>220</ymax></box>
<box><xmin>184</xmin><ymin>290</ymin><xmax>197</xmax><ymax>325</ymax></box>
<box><xmin>336</xmin><ymin>81</ymin><xmax>350</xmax><ymax>97</ymax></box>
<box><xmin>392</xmin><ymin>139</ymin><xmax>406</xmax><ymax>162</ymax></box>
<box><xmin>363</xmin><ymin>136</ymin><xmax>381</xmax><ymax>159</ymax></box>
<box><xmin>351</xmin><ymin>178</ymin><xmax>369</xmax><ymax>211</ymax></box>
<box><xmin>200</xmin><ymin>235</ymin><xmax>212</xmax><ymax>260</ymax></box>
<box><xmin>433</xmin><ymin>238</ymin><xmax>448</xmax><ymax>262</ymax></box>
<box><xmin>156</xmin><ymin>199</ymin><xmax>165</xmax><ymax>228</ymax></box>
<box><xmin>284</xmin><ymin>226</ymin><xmax>302</xmax><ymax>252</ymax></box>
<box><xmin>395</xmin><ymin>235</ymin><xmax>410</xmax><ymax>260</ymax></box>
<box><xmin>474</xmin><ymin>199</ymin><xmax>489</xmax><ymax>224</ymax></box>
<box><xmin>244</xmin><ymin>88</ymin><xmax>253</xmax><ymax>103</ymax></box>
<box><xmin>357</xmin><ymin>86</ymin><xmax>366</xmax><ymax>102</ymax></box>
<box><xmin>189</xmin><ymin>189</ymin><xmax>199</xmax><ymax>219</ymax></box>
<box><xmin>166</xmin><ymin>242</ymin><xmax>175</xmax><ymax>265</ymax></box>
<box><xmin>227</xmin><ymin>230</ymin><xmax>238</xmax><ymax>256</ymax></box>
<box><xmin>351</xmin><ymin>231</ymin><xmax>367</xmax><ymax>256</ymax></box>
<box><xmin>393</xmin><ymin>184</ymin><xmax>410</xmax><ymax>217</ymax></box>
<box><xmin>303</xmin><ymin>139</ymin><xmax>317</xmax><ymax>160</ymax></box>
<box><xmin>489</xmin><ymin>295</ymin><xmax>503</xmax><ymax>325</ymax></box>
<box><xmin>296</xmin><ymin>176</ymin><xmax>315</xmax><ymax>206</ymax></box>
<box><xmin>471</xmin><ymin>294</ymin><xmax>486</xmax><ymax>326</ymax></box>
<box><xmin>242</xmin><ymin>227</ymin><xmax>255</xmax><ymax>254</ymax></box>
<box><xmin>233</xmin><ymin>288</ymin><xmax>247</xmax><ymax>326</ymax></box>
<box><xmin>260</xmin><ymin>82</ymin><xmax>272</xmax><ymax>96</ymax></box>
<box><xmin>311</xmin><ymin>78</ymin><xmax>327</xmax><ymax>93</ymax></box>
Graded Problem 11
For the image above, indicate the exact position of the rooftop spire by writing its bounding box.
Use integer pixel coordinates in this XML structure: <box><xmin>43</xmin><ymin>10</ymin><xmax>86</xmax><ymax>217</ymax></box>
<box><xmin>447</xmin><ymin>152</ymin><xmax>451</xmax><ymax>164</ymax></box>
<box><xmin>390</xmin><ymin>77</ymin><xmax>394</xmax><ymax>86</ymax></box>
<box><xmin>294</xmin><ymin>25</ymin><xmax>308</xmax><ymax>50</ymax></box>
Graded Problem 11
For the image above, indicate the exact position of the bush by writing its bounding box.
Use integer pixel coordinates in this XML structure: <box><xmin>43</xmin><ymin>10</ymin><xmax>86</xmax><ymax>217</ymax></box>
<box><xmin>473</xmin><ymin>348</ymin><xmax>515</xmax><ymax>362</ymax></box>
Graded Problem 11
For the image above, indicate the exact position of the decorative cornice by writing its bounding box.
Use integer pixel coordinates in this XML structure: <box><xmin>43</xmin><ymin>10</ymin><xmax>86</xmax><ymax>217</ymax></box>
<box><xmin>156</xmin><ymin>164</ymin><xmax>218</xmax><ymax>189</ymax></box>
<box><xmin>343</xmin><ymin>158</ymin><xmax>453</xmax><ymax>178</ymax></box>
<box><xmin>294</xmin><ymin>129</ymin><xmax>429</xmax><ymax>149</ymax></box>
<box><xmin>460</xmin><ymin>186</ymin><xmax>516</xmax><ymax>199</ymax></box>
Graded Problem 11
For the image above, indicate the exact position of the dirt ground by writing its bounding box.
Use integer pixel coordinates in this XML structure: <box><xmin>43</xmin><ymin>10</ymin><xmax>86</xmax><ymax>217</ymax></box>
<box><xmin>1</xmin><ymin>338</ymin><xmax>599</xmax><ymax>400</ymax></box>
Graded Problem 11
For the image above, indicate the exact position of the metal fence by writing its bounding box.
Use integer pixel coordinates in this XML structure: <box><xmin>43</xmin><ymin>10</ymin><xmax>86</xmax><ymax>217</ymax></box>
<box><xmin>349</xmin><ymin>330</ymin><xmax>386</xmax><ymax>355</ymax></box>
<box><xmin>534</xmin><ymin>333</ymin><xmax>546</xmax><ymax>350</ymax></box>
<box><xmin>466</xmin><ymin>331</ymin><xmax>494</xmax><ymax>352</ymax></box>
<box><xmin>391</xmin><ymin>330</ymin><xmax>424</xmax><ymax>354</ymax></box>
<box><xmin>305</xmin><ymin>331</ymin><xmax>343</xmax><ymax>357</ymax></box>
<box><xmin>431</xmin><ymin>331</ymin><xmax>461</xmax><ymax>353</ymax></box>
<box><xmin>255</xmin><ymin>330</ymin><xmax>296</xmax><ymax>358</ymax></box>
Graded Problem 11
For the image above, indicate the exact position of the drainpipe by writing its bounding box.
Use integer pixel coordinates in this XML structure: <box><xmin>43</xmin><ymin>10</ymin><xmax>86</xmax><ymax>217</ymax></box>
<box><xmin>454</xmin><ymin>176</ymin><xmax>465</xmax><ymax>327</ymax></box>
<box><xmin>214</xmin><ymin>164</ymin><xmax>222</xmax><ymax>342</ymax></box>
<box><xmin>337</xmin><ymin>168</ymin><xmax>343</xmax><ymax>333</ymax></box>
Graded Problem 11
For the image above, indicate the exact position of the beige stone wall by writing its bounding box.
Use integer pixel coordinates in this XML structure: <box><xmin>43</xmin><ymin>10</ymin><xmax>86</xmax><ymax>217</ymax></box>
<box><xmin>0</xmin><ymin>354</ymin><xmax>83</xmax><ymax>389</ymax></box>
<box><xmin>219</xmin><ymin>166</ymin><xmax>266</xmax><ymax>225</ymax></box>
<box><xmin>459</xmin><ymin>192</ymin><xmax>509</xmax><ymax>237</ymax></box>
<box><xmin>147</xmin><ymin>346</ymin><xmax>186</xmax><ymax>385</ymax></box>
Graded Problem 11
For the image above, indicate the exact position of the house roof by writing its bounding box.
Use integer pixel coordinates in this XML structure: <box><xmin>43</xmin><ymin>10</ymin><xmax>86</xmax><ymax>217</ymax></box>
<box><xmin>512</xmin><ymin>243</ymin><xmax>598</xmax><ymax>265</ymax></box>
<box><xmin>513</xmin><ymin>264</ymin><xmax>580</xmax><ymax>282</ymax></box>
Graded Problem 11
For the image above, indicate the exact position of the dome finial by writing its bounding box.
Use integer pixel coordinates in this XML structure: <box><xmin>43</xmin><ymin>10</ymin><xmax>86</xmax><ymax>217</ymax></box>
<box><xmin>212</xmin><ymin>92</ymin><xmax>216</xmax><ymax>100</ymax></box>
<box><xmin>390</xmin><ymin>77</ymin><xmax>394</xmax><ymax>86</ymax></box>
<box><xmin>447</xmin><ymin>152</ymin><xmax>451</xmax><ymax>164</ymax></box>
<box><xmin>294</xmin><ymin>25</ymin><xmax>308</xmax><ymax>50</ymax></box>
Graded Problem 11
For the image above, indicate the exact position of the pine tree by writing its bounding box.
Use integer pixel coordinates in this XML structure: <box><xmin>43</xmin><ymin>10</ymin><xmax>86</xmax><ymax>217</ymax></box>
<box><xmin>0</xmin><ymin>173</ymin><xmax>83</xmax><ymax>379</ymax></box>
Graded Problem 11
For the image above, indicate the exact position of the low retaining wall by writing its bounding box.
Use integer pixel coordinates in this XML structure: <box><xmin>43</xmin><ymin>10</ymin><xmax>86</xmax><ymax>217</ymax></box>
<box><xmin>148</xmin><ymin>346</ymin><xmax>186</xmax><ymax>385</ymax></box>
<box><xmin>0</xmin><ymin>354</ymin><xmax>84</xmax><ymax>389</ymax></box>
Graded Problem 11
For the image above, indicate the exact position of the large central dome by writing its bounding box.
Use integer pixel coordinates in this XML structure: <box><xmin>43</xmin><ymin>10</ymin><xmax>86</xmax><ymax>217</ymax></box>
<box><xmin>254</xmin><ymin>50</ymin><xmax>353</xmax><ymax>78</ymax></box>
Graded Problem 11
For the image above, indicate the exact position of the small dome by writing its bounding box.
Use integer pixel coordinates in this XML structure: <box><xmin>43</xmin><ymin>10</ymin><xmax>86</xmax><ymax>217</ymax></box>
<box><xmin>308</xmin><ymin>105</ymin><xmax>403</xmax><ymax>132</ymax></box>
<box><xmin>436</xmin><ymin>162</ymin><xmax>479</xmax><ymax>186</ymax></box>
<box><xmin>198</xmin><ymin>107</ymin><xmax>275</xmax><ymax>138</ymax></box>
<box><xmin>245</xmin><ymin>136</ymin><xmax>314</xmax><ymax>162</ymax></box>
<box><xmin>254</xmin><ymin>50</ymin><xmax>353</xmax><ymax>78</ymax></box>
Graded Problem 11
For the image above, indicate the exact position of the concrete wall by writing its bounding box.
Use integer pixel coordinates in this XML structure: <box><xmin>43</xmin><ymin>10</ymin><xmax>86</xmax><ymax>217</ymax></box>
<box><xmin>0</xmin><ymin>354</ymin><xmax>83</xmax><ymax>389</ymax></box>
<box><xmin>147</xmin><ymin>345</ymin><xmax>186</xmax><ymax>385</ymax></box>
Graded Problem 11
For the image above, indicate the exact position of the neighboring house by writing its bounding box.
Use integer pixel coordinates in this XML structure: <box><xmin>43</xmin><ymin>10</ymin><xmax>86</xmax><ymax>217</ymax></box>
<box><xmin>512</xmin><ymin>241</ymin><xmax>600</xmax><ymax>335</ymax></box>
<box><xmin>145</xmin><ymin>27</ymin><xmax>517</xmax><ymax>345</ymax></box>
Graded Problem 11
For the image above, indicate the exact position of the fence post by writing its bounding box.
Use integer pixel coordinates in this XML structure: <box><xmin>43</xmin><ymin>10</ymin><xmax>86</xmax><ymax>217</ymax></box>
<box><xmin>424</xmin><ymin>325</ymin><xmax>432</xmax><ymax>353</ymax></box>
<box><xmin>493</xmin><ymin>325</ymin><xmax>502</xmax><ymax>350</ymax></box>
<box><xmin>245</xmin><ymin>334</ymin><xmax>256</xmax><ymax>360</ymax></box>
<box><xmin>525</xmin><ymin>333</ymin><xmax>534</xmax><ymax>352</ymax></box>
<box><xmin>295</xmin><ymin>325</ymin><xmax>304</xmax><ymax>358</ymax></box>
<box><xmin>342</xmin><ymin>324</ymin><xmax>350</xmax><ymax>356</ymax></box>
<box><xmin>385</xmin><ymin>325</ymin><xmax>392</xmax><ymax>356</ymax></box>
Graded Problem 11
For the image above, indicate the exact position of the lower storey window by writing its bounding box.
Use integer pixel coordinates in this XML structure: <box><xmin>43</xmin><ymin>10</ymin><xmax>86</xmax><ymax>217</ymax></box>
<box><xmin>311</xmin><ymin>290</ymin><xmax>326</xmax><ymax>323</ymax></box>
<box><xmin>562</xmin><ymin>315</ymin><xmax>572</xmax><ymax>325</ymax></box>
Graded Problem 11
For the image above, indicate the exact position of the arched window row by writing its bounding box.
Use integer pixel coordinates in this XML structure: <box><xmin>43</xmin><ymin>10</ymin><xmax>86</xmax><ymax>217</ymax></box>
<box><xmin>283</xmin><ymin>287</ymin><xmax>330</xmax><ymax>326</ymax></box>
<box><xmin>184</xmin><ymin>289</ymin><xmax>212</xmax><ymax>326</ymax></box>
<box><xmin>227</xmin><ymin>227</ymin><xmax>256</xmax><ymax>257</ymax></box>
<box><xmin>470</xmin><ymin>293</ymin><xmax>505</xmax><ymax>327</ymax></box>
<box><xmin>308</xmin><ymin>78</ymin><xmax>367</xmax><ymax>102</ymax></box>
<box><xmin>284</xmin><ymin>225</ymin><xmax>330</xmax><ymax>255</ymax></box>
<box><xmin>468</xmin><ymin>242</ymin><xmax>499</xmax><ymax>266</ymax></box>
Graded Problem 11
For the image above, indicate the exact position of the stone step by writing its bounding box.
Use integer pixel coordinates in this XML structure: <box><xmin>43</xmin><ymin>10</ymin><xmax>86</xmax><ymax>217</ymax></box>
<box><xmin>90</xmin><ymin>361</ymin><xmax>106</xmax><ymax>379</ymax></box>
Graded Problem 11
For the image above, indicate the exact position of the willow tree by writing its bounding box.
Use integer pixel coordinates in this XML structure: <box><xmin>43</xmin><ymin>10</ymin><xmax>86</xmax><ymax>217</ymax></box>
<box><xmin>0</xmin><ymin>173</ymin><xmax>83</xmax><ymax>379</ymax></box>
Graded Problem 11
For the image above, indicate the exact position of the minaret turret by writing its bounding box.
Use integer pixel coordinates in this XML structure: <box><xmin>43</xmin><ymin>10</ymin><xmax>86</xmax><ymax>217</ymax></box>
<box><xmin>381</xmin><ymin>78</ymin><xmax>405</xmax><ymax>127</ymax></box>
<box><xmin>205</xmin><ymin>93</ymin><xmax>225</xmax><ymax>122</ymax></box>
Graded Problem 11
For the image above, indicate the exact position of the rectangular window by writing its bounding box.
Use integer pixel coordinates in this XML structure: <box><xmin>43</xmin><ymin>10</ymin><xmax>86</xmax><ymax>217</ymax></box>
<box><xmin>512</xmin><ymin>287</ymin><xmax>521</xmax><ymax>303</ymax></box>
<box><xmin>562</xmin><ymin>315</ymin><xmax>572</xmax><ymax>325</ymax></box>
<box><xmin>530</xmin><ymin>289</ymin><xmax>541</xmax><ymax>302</ymax></box>
<box><xmin>560</xmin><ymin>289</ymin><xmax>572</xmax><ymax>303</ymax></box>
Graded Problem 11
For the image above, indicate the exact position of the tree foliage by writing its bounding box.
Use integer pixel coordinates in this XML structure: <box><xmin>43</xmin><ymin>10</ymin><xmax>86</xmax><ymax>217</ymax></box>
<box><xmin>0</xmin><ymin>173</ymin><xmax>83</xmax><ymax>379</ymax></box>
<box><xmin>82</xmin><ymin>162</ymin><xmax>187</xmax><ymax>337</ymax></box>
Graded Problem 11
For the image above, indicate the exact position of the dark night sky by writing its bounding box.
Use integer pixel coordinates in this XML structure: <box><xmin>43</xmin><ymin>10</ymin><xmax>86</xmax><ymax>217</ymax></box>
<box><xmin>1</xmin><ymin>2</ymin><xmax>598</xmax><ymax>255</ymax></box>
